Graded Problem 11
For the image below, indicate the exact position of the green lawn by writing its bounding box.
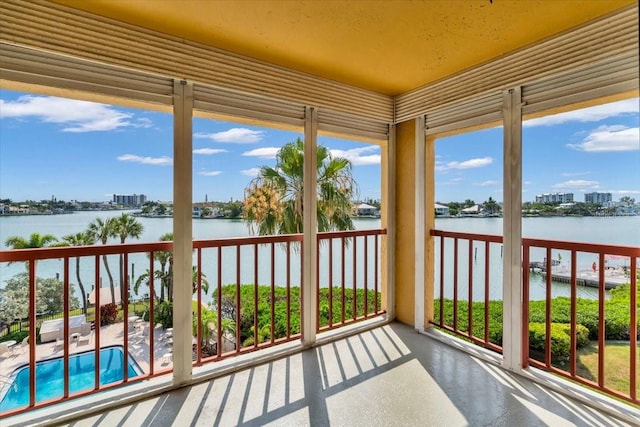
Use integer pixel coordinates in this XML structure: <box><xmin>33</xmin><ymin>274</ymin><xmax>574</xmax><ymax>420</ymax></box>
<box><xmin>577</xmin><ymin>341</ymin><xmax>639</xmax><ymax>398</ymax></box>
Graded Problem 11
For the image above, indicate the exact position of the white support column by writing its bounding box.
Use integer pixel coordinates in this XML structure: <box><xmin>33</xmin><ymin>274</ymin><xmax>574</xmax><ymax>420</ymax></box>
<box><xmin>384</xmin><ymin>124</ymin><xmax>397</xmax><ymax>321</ymax></box>
<box><xmin>302</xmin><ymin>106</ymin><xmax>318</xmax><ymax>346</ymax></box>
<box><xmin>414</xmin><ymin>116</ymin><xmax>426</xmax><ymax>331</ymax></box>
<box><xmin>172</xmin><ymin>80</ymin><xmax>194</xmax><ymax>385</ymax></box>
<box><xmin>502</xmin><ymin>87</ymin><xmax>523</xmax><ymax>371</ymax></box>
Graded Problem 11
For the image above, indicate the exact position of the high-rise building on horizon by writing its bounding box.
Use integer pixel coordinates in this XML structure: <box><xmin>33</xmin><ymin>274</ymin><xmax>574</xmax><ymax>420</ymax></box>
<box><xmin>113</xmin><ymin>193</ymin><xmax>147</xmax><ymax>206</ymax></box>
<box><xmin>584</xmin><ymin>192</ymin><xmax>612</xmax><ymax>205</ymax></box>
<box><xmin>535</xmin><ymin>193</ymin><xmax>574</xmax><ymax>203</ymax></box>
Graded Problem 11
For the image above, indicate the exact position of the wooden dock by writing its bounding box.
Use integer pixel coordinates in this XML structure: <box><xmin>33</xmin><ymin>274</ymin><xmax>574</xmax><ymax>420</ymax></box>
<box><xmin>528</xmin><ymin>259</ymin><xmax>561</xmax><ymax>272</ymax></box>
<box><xmin>530</xmin><ymin>267</ymin><xmax>629</xmax><ymax>290</ymax></box>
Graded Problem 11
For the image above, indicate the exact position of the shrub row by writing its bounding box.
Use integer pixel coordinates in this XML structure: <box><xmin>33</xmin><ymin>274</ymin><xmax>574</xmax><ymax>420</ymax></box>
<box><xmin>528</xmin><ymin>322</ymin><xmax>589</xmax><ymax>361</ymax></box>
<box><xmin>433</xmin><ymin>284</ymin><xmax>638</xmax><ymax>358</ymax></box>
<box><xmin>214</xmin><ymin>285</ymin><xmax>380</xmax><ymax>344</ymax></box>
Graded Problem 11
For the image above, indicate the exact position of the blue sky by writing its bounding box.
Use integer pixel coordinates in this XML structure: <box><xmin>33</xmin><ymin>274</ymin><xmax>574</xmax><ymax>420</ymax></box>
<box><xmin>0</xmin><ymin>89</ymin><xmax>638</xmax><ymax>204</ymax></box>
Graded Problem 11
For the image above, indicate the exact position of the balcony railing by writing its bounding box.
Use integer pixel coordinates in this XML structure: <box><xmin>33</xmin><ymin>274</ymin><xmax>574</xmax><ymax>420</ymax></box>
<box><xmin>431</xmin><ymin>229</ymin><xmax>639</xmax><ymax>405</ymax></box>
<box><xmin>0</xmin><ymin>229</ymin><xmax>386</xmax><ymax>417</ymax></box>
<box><xmin>316</xmin><ymin>229</ymin><xmax>386</xmax><ymax>332</ymax></box>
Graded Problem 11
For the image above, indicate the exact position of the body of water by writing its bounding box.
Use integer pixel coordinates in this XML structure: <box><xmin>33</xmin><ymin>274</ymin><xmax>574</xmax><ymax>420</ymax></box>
<box><xmin>0</xmin><ymin>212</ymin><xmax>638</xmax><ymax>303</ymax></box>
<box><xmin>435</xmin><ymin>216</ymin><xmax>639</xmax><ymax>301</ymax></box>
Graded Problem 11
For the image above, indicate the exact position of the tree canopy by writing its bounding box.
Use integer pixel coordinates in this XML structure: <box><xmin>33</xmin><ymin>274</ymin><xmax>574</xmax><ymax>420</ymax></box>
<box><xmin>0</xmin><ymin>273</ymin><xmax>79</xmax><ymax>326</ymax></box>
<box><xmin>243</xmin><ymin>138</ymin><xmax>358</xmax><ymax>235</ymax></box>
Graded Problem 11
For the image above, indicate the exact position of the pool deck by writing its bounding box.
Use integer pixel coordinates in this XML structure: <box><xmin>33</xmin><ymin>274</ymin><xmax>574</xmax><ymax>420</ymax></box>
<box><xmin>0</xmin><ymin>321</ymin><xmax>174</xmax><ymax>382</ymax></box>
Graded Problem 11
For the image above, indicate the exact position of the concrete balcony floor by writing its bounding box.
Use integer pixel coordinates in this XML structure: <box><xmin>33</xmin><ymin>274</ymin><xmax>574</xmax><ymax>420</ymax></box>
<box><xmin>6</xmin><ymin>322</ymin><xmax>638</xmax><ymax>426</ymax></box>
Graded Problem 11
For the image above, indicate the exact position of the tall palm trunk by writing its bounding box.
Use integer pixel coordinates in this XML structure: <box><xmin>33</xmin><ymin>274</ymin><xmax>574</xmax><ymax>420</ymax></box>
<box><xmin>102</xmin><ymin>254</ymin><xmax>115</xmax><ymax>304</ymax></box>
<box><xmin>159</xmin><ymin>261</ymin><xmax>167</xmax><ymax>301</ymax></box>
<box><xmin>167</xmin><ymin>259</ymin><xmax>174</xmax><ymax>302</ymax></box>
<box><xmin>75</xmin><ymin>257</ymin><xmax>88</xmax><ymax>314</ymax></box>
<box><xmin>119</xmin><ymin>254</ymin><xmax>125</xmax><ymax>303</ymax></box>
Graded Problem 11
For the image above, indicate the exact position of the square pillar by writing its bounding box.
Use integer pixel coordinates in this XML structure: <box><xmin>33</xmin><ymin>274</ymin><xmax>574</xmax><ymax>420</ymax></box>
<box><xmin>502</xmin><ymin>87</ymin><xmax>524</xmax><ymax>371</ymax></box>
<box><xmin>394</xmin><ymin>118</ymin><xmax>430</xmax><ymax>328</ymax></box>
<box><xmin>172</xmin><ymin>80</ymin><xmax>194</xmax><ymax>384</ymax></box>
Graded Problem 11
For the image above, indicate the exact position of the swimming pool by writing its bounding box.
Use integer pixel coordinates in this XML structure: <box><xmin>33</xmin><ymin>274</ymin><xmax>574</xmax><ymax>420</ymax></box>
<box><xmin>0</xmin><ymin>345</ymin><xmax>142</xmax><ymax>412</ymax></box>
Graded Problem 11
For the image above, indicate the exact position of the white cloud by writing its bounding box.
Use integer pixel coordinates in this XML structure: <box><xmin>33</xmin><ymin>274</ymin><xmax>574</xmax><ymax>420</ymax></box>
<box><xmin>193</xmin><ymin>148</ymin><xmax>227</xmax><ymax>155</ymax></box>
<box><xmin>0</xmin><ymin>95</ymin><xmax>142</xmax><ymax>132</ymax></box>
<box><xmin>552</xmin><ymin>180</ymin><xmax>599</xmax><ymax>189</ymax></box>
<box><xmin>117</xmin><ymin>154</ymin><xmax>173</xmax><ymax>165</ymax></box>
<box><xmin>133</xmin><ymin>117</ymin><xmax>153</xmax><ymax>128</ymax></box>
<box><xmin>567</xmin><ymin>125</ymin><xmax>639</xmax><ymax>152</ymax></box>
<box><xmin>474</xmin><ymin>180</ymin><xmax>499</xmax><ymax>187</ymax></box>
<box><xmin>523</xmin><ymin>98</ymin><xmax>639</xmax><ymax>127</ymax></box>
<box><xmin>436</xmin><ymin>157</ymin><xmax>493</xmax><ymax>171</ymax></box>
<box><xmin>241</xmin><ymin>168</ymin><xmax>261</xmax><ymax>177</ymax></box>
<box><xmin>329</xmin><ymin>145</ymin><xmax>381</xmax><ymax>166</ymax></box>
<box><xmin>198</xmin><ymin>171</ymin><xmax>223</xmax><ymax>177</ymax></box>
<box><xmin>194</xmin><ymin>128</ymin><xmax>264</xmax><ymax>143</ymax></box>
<box><xmin>242</xmin><ymin>147</ymin><xmax>280</xmax><ymax>159</ymax></box>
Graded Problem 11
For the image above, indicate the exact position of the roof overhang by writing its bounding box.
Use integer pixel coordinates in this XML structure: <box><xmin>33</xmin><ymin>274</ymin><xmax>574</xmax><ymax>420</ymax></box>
<box><xmin>49</xmin><ymin>0</ymin><xmax>636</xmax><ymax>96</ymax></box>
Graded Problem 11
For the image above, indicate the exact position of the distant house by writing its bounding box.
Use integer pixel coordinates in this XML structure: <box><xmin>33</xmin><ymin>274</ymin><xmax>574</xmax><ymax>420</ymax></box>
<box><xmin>558</xmin><ymin>202</ymin><xmax>576</xmax><ymax>209</ymax></box>
<box><xmin>460</xmin><ymin>205</ymin><xmax>481</xmax><ymax>216</ymax></box>
<box><xmin>355</xmin><ymin>203</ymin><xmax>380</xmax><ymax>217</ymax></box>
<box><xmin>435</xmin><ymin>203</ymin><xmax>449</xmax><ymax>217</ymax></box>
<box><xmin>193</xmin><ymin>202</ymin><xmax>222</xmax><ymax>218</ymax></box>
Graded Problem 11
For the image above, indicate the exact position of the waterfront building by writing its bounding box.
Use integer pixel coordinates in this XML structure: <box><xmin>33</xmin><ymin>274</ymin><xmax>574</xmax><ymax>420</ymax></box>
<box><xmin>434</xmin><ymin>203</ymin><xmax>449</xmax><ymax>216</ymax></box>
<box><xmin>585</xmin><ymin>192</ymin><xmax>612</xmax><ymax>205</ymax></box>
<box><xmin>535</xmin><ymin>192</ymin><xmax>574</xmax><ymax>203</ymax></box>
<box><xmin>112</xmin><ymin>194</ymin><xmax>147</xmax><ymax>207</ymax></box>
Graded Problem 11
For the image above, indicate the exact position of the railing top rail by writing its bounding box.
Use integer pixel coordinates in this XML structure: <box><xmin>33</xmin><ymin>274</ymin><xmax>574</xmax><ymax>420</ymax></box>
<box><xmin>318</xmin><ymin>228</ymin><xmax>387</xmax><ymax>240</ymax></box>
<box><xmin>0</xmin><ymin>241</ymin><xmax>173</xmax><ymax>263</ymax></box>
<box><xmin>0</xmin><ymin>230</ymin><xmax>388</xmax><ymax>262</ymax></box>
<box><xmin>193</xmin><ymin>233</ymin><xmax>303</xmax><ymax>249</ymax></box>
<box><xmin>430</xmin><ymin>229</ymin><xmax>640</xmax><ymax>257</ymax></box>
<box><xmin>430</xmin><ymin>229</ymin><xmax>503</xmax><ymax>243</ymax></box>
<box><xmin>522</xmin><ymin>237</ymin><xmax>640</xmax><ymax>256</ymax></box>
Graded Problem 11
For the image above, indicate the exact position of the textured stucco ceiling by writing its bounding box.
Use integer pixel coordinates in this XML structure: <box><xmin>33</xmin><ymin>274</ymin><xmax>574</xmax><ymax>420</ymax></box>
<box><xmin>52</xmin><ymin>0</ymin><xmax>635</xmax><ymax>95</ymax></box>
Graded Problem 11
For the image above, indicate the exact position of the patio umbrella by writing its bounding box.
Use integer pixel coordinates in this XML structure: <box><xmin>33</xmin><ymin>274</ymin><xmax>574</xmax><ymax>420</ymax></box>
<box><xmin>88</xmin><ymin>286</ymin><xmax>122</xmax><ymax>306</ymax></box>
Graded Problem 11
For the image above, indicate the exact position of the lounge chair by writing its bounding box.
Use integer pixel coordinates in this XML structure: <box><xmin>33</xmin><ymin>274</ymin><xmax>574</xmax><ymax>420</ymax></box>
<box><xmin>18</xmin><ymin>336</ymin><xmax>29</xmax><ymax>353</ymax></box>
<box><xmin>77</xmin><ymin>322</ymin><xmax>93</xmax><ymax>346</ymax></box>
<box><xmin>0</xmin><ymin>343</ymin><xmax>9</xmax><ymax>358</ymax></box>
<box><xmin>54</xmin><ymin>335</ymin><xmax>64</xmax><ymax>350</ymax></box>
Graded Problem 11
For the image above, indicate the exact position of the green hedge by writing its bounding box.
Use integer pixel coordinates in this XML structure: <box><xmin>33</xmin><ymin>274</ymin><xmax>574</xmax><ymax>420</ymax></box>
<box><xmin>433</xmin><ymin>284</ymin><xmax>638</xmax><ymax>359</ymax></box>
<box><xmin>214</xmin><ymin>284</ymin><xmax>380</xmax><ymax>344</ymax></box>
<box><xmin>529</xmin><ymin>322</ymin><xmax>589</xmax><ymax>360</ymax></box>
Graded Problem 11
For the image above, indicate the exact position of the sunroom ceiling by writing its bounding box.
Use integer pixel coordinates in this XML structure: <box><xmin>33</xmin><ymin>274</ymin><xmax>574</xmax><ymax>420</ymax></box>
<box><xmin>50</xmin><ymin>0</ymin><xmax>635</xmax><ymax>96</ymax></box>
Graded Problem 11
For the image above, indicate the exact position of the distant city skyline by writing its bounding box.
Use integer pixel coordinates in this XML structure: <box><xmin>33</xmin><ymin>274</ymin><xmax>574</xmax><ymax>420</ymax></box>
<box><xmin>1</xmin><ymin>89</ymin><xmax>638</xmax><ymax>204</ymax></box>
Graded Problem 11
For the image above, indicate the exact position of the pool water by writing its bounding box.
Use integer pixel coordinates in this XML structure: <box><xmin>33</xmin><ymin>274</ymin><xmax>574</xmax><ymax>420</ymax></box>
<box><xmin>0</xmin><ymin>346</ymin><xmax>140</xmax><ymax>412</ymax></box>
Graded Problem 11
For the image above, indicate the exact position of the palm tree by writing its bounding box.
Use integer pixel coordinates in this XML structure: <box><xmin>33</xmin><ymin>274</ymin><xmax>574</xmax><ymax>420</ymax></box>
<box><xmin>192</xmin><ymin>265</ymin><xmax>209</xmax><ymax>295</ymax></box>
<box><xmin>134</xmin><ymin>233</ymin><xmax>208</xmax><ymax>302</ymax></box>
<box><xmin>4</xmin><ymin>232</ymin><xmax>59</xmax><ymax>269</ymax></box>
<box><xmin>243</xmin><ymin>138</ymin><xmax>357</xmax><ymax>235</ymax></box>
<box><xmin>193</xmin><ymin>307</ymin><xmax>236</xmax><ymax>356</ymax></box>
<box><xmin>114</xmin><ymin>213</ymin><xmax>144</xmax><ymax>301</ymax></box>
<box><xmin>87</xmin><ymin>217</ymin><xmax>117</xmax><ymax>304</ymax></box>
<box><xmin>62</xmin><ymin>231</ymin><xmax>95</xmax><ymax>314</ymax></box>
<box><xmin>242</xmin><ymin>323</ymin><xmax>272</xmax><ymax>347</ymax></box>
<box><xmin>135</xmin><ymin>232</ymin><xmax>173</xmax><ymax>301</ymax></box>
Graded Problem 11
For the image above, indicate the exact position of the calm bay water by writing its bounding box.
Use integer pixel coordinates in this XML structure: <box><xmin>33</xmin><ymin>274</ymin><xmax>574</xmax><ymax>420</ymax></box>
<box><xmin>0</xmin><ymin>212</ymin><xmax>638</xmax><ymax>303</ymax></box>
<box><xmin>436</xmin><ymin>216</ymin><xmax>639</xmax><ymax>301</ymax></box>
